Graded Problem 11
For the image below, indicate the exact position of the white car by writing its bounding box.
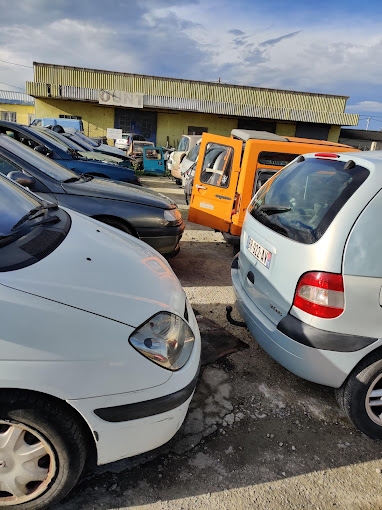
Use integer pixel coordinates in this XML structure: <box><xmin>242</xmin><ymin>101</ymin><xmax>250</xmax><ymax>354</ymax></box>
<box><xmin>180</xmin><ymin>141</ymin><xmax>201</xmax><ymax>188</ymax></box>
<box><xmin>114</xmin><ymin>133</ymin><xmax>145</xmax><ymax>150</ymax></box>
<box><xmin>0</xmin><ymin>174</ymin><xmax>201</xmax><ymax>509</ymax></box>
<box><xmin>171</xmin><ymin>135</ymin><xmax>201</xmax><ymax>183</ymax></box>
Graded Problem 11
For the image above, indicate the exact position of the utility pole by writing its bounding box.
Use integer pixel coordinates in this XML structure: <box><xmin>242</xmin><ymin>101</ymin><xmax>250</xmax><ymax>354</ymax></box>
<box><xmin>366</xmin><ymin>117</ymin><xmax>371</xmax><ymax>130</ymax></box>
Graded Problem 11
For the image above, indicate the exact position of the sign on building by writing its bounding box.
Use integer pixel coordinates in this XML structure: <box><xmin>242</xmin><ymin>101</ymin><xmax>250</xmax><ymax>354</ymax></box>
<box><xmin>106</xmin><ymin>128</ymin><xmax>123</xmax><ymax>139</ymax></box>
<box><xmin>99</xmin><ymin>90</ymin><xmax>144</xmax><ymax>108</ymax></box>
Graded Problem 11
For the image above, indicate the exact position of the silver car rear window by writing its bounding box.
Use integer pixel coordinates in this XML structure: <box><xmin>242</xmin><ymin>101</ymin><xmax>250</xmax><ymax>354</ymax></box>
<box><xmin>249</xmin><ymin>157</ymin><xmax>369</xmax><ymax>244</ymax></box>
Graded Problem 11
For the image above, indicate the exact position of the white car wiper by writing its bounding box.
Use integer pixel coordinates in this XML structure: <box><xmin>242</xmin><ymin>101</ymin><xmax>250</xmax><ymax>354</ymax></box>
<box><xmin>11</xmin><ymin>203</ymin><xmax>58</xmax><ymax>231</ymax></box>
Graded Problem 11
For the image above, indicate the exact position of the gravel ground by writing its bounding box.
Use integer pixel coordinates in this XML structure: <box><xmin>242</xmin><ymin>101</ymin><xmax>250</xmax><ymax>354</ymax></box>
<box><xmin>58</xmin><ymin>176</ymin><xmax>382</xmax><ymax>510</ymax></box>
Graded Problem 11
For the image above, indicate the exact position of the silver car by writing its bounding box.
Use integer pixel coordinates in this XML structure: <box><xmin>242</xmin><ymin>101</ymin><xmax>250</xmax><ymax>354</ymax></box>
<box><xmin>231</xmin><ymin>150</ymin><xmax>382</xmax><ymax>438</ymax></box>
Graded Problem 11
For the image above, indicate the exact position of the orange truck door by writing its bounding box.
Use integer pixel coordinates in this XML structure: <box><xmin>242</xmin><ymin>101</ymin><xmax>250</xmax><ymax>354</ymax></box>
<box><xmin>188</xmin><ymin>134</ymin><xmax>243</xmax><ymax>231</ymax></box>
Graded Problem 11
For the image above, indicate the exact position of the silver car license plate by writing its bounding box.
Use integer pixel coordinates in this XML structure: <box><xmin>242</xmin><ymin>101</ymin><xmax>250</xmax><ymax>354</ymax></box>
<box><xmin>247</xmin><ymin>236</ymin><xmax>272</xmax><ymax>269</ymax></box>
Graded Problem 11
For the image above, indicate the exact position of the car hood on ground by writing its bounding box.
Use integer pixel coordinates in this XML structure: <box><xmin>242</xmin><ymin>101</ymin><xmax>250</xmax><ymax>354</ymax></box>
<box><xmin>61</xmin><ymin>177</ymin><xmax>176</xmax><ymax>208</ymax></box>
<box><xmin>0</xmin><ymin>211</ymin><xmax>186</xmax><ymax>328</ymax></box>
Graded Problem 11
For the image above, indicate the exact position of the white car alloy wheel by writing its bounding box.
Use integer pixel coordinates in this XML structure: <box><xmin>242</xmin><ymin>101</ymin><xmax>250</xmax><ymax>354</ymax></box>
<box><xmin>0</xmin><ymin>421</ymin><xmax>56</xmax><ymax>506</ymax></box>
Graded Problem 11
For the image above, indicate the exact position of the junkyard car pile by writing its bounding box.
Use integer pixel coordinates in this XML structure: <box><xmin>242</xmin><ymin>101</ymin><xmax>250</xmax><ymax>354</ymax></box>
<box><xmin>2</xmin><ymin>121</ymin><xmax>382</xmax><ymax>509</ymax></box>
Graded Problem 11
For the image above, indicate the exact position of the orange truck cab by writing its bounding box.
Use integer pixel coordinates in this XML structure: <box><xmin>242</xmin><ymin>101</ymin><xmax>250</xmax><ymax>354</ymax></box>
<box><xmin>188</xmin><ymin>129</ymin><xmax>359</xmax><ymax>244</ymax></box>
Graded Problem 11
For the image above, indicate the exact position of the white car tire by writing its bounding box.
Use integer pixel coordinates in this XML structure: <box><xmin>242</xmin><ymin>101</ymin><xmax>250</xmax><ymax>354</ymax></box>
<box><xmin>0</xmin><ymin>390</ymin><xmax>87</xmax><ymax>509</ymax></box>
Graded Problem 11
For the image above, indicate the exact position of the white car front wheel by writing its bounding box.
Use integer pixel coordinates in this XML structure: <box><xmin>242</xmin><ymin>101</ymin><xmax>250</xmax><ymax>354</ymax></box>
<box><xmin>0</xmin><ymin>391</ymin><xmax>87</xmax><ymax>509</ymax></box>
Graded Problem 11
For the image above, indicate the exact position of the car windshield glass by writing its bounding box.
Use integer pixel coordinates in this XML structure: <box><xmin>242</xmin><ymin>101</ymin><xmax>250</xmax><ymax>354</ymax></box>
<box><xmin>35</xmin><ymin>128</ymin><xmax>84</xmax><ymax>152</ymax></box>
<box><xmin>67</xmin><ymin>135</ymin><xmax>94</xmax><ymax>151</ymax></box>
<box><xmin>74</xmin><ymin>131</ymin><xmax>98</xmax><ymax>147</ymax></box>
<box><xmin>133</xmin><ymin>142</ymin><xmax>153</xmax><ymax>153</ymax></box>
<box><xmin>3</xmin><ymin>137</ymin><xmax>78</xmax><ymax>182</ymax></box>
<box><xmin>178</xmin><ymin>137</ymin><xmax>189</xmax><ymax>152</ymax></box>
<box><xmin>25</xmin><ymin>129</ymin><xmax>69</xmax><ymax>152</ymax></box>
<box><xmin>0</xmin><ymin>174</ymin><xmax>43</xmax><ymax>236</ymax></box>
<box><xmin>249</xmin><ymin>158</ymin><xmax>369</xmax><ymax>244</ymax></box>
<box><xmin>188</xmin><ymin>144</ymin><xmax>200</xmax><ymax>162</ymax></box>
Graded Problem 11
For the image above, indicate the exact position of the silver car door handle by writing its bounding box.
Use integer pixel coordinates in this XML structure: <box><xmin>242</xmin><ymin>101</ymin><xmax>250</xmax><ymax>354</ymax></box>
<box><xmin>195</xmin><ymin>184</ymin><xmax>207</xmax><ymax>190</ymax></box>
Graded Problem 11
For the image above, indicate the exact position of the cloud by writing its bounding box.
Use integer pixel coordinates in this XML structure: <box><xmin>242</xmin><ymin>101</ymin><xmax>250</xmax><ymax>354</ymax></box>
<box><xmin>0</xmin><ymin>0</ymin><xmax>381</xmax><ymax>130</ymax></box>
<box><xmin>347</xmin><ymin>101</ymin><xmax>382</xmax><ymax>113</ymax></box>
<box><xmin>259</xmin><ymin>30</ymin><xmax>302</xmax><ymax>48</ymax></box>
<box><xmin>229</xmin><ymin>29</ymin><xmax>245</xmax><ymax>36</ymax></box>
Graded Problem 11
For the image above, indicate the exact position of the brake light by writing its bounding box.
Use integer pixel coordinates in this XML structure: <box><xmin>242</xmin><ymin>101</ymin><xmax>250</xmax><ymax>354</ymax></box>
<box><xmin>315</xmin><ymin>153</ymin><xmax>339</xmax><ymax>159</ymax></box>
<box><xmin>293</xmin><ymin>272</ymin><xmax>344</xmax><ymax>319</ymax></box>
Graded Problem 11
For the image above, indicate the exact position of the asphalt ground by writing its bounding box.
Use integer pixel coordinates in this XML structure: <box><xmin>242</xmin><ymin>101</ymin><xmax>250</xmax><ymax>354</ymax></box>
<box><xmin>58</xmin><ymin>175</ymin><xmax>382</xmax><ymax>510</ymax></box>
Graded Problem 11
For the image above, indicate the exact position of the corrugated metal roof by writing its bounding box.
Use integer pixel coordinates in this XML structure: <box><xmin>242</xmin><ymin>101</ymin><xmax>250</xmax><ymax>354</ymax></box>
<box><xmin>0</xmin><ymin>90</ymin><xmax>34</xmax><ymax>105</ymax></box>
<box><xmin>27</xmin><ymin>62</ymin><xmax>359</xmax><ymax>126</ymax></box>
<box><xmin>26</xmin><ymin>82</ymin><xmax>359</xmax><ymax>126</ymax></box>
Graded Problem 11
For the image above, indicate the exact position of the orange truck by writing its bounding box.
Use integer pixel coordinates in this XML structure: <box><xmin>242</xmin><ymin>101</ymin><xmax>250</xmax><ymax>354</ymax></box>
<box><xmin>188</xmin><ymin>129</ymin><xmax>359</xmax><ymax>244</ymax></box>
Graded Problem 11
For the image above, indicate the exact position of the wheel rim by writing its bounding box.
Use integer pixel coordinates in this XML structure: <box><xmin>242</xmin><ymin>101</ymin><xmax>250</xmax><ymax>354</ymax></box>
<box><xmin>0</xmin><ymin>420</ymin><xmax>57</xmax><ymax>506</ymax></box>
<box><xmin>365</xmin><ymin>373</ymin><xmax>382</xmax><ymax>426</ymax></box>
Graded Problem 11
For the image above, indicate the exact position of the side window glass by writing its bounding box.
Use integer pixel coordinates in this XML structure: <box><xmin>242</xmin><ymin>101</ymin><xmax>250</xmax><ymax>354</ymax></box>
<box><xmin>200</xmin><ymin>144</ymin><xmax>233</xmax><ymax>188</ymax></box>
<box><xmin>253</xmin><ymin>168</ymin><xmax>279</xmax><ymax>196</ymax></box>
<box><xmin>145</xmin><ymin>148</ymin><xmax>162</xmax><ymax>160</ymax></box>
<box><xmin>258</xmin><ymin>152</ymin><xmax>299</xmax><ymax>166</ymax></box>
<box><xmin>0</xmin><ymin>156</ymin><xmax>19</xmax><ymax>176</ymax></box>
<box><xmin>0</xmin><ymin>155</ymin><xmax>50</xmax><ymax>194</ymax></box>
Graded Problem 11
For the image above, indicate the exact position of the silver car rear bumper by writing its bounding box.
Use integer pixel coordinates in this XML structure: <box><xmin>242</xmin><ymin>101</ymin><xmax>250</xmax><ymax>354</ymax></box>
<box><xmin>232</xmin><ymin>264</ymin><xmax>380</xmax><ymax>388</ymax></box>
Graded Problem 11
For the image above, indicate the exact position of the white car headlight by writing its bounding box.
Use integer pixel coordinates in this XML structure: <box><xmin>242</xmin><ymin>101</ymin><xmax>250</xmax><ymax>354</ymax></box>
<box><xmin>164</xmin><ymin>208</ymin><xmax>183</xmax><ymax>225</ymax></box>
<box><xmin>129</xmin><ymin>312</ymin><xmax>195</xmax><ymax>370</ymax></box>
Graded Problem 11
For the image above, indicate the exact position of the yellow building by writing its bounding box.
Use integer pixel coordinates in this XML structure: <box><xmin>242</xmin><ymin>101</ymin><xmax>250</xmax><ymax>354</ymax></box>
<box><xmin>26</xmin><ymin>62</ymin><xmax>358</xmax><ymax>146</ymax></box>
<box><xmin>0</xmin><ymin>90</ymin><xmax>35</xmax><ymax>125</ymax></box>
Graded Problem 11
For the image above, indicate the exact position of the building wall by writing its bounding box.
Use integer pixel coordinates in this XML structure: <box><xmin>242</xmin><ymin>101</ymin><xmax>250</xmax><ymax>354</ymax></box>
<box><xmin>156</xmin><ymin>111</ymin><xmax>237</xmax><ymax>147</ymax></box>
<box><xmin>328</xmin><ymin>125</ymin><xmax>341</xmax><ymax>143</ymax></box>
<box><xmin>276</xmin><ymin>122</ymin><xmax>296</xmax><ymax>137</ymax></box>
<box><xmin>34</xmin><ymin>96</ymin><xmax>342</xmax><ymax>147</ymax></box>
<box><xmin>0</xmin><ymin>103</ymin><xmax>35</xmax><ymax>125</ymax></box>
<box><xmin>35</xmin><ymin>98</ymin><xmax>114</xmax><ymax>139</ymax></box>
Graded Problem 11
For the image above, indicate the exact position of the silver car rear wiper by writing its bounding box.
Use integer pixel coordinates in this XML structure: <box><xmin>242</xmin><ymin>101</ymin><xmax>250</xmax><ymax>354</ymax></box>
<box><xmin>258</xmin><ymin>204</ymin><xmax>291</xmax><ymax>215</ymax></box>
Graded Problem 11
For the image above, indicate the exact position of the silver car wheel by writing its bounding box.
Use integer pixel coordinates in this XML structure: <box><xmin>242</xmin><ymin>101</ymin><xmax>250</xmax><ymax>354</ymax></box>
<box><xmin>0</xmin><ymin>420</ymin><xmax>56</xmax><ymax>506</ymax></box>
<box><xmin>365</xmin><ymin>373</ymin><xmax>382</xmax><ymax>426</ymax></box>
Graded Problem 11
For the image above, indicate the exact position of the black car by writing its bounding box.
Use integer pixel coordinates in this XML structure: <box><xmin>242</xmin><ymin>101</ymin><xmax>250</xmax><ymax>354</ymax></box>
<box><xmin>0</xmin><ymin>121</ymin><xmax>139</xmax><ymax>185</ymax></box>
<box><xmin>0</xmin><ymin>134</ymin><xmax>184</xmax><ymax>257</ymax></box>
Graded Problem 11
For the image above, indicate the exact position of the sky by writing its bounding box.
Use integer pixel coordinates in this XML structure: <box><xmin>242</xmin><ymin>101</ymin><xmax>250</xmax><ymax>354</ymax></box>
<box><xmin>1</xmin><ymin>0</ymin><xmax>382</xmax><ymax>131</ymax></box>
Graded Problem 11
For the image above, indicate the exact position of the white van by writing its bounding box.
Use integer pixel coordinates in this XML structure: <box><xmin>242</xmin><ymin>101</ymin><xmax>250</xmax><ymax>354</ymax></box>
<box><xmin>169</xmin><ymin>135</ymin><xmax>201</xmax><ymax>183</ymax></box>
<box><xmin>0</xmin><ymin>174</ymin><xmax>200</xmax><ymax>509</ymax></box>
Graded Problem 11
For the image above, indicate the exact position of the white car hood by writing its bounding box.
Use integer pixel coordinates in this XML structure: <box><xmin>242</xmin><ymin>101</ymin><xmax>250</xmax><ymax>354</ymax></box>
<box><xmin>0</xmin><ymin>210</ymin><xmax>186</xmax><ymax>328</ymax></box>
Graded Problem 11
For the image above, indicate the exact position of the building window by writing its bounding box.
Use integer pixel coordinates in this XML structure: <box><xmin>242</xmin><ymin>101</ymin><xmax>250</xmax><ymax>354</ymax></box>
<box><xmin>118</xmin><ymin>114</ymin><xmax>133</xmax><ymax>133</ymax></box>
<box><xmin>188</xmin><ymin>126</ymin><xmax>208</xmax><ymax>135</ymax></box>
<box><xmin>59</xmin><ymin>115</ymin><xmax>82</xmax><ymax>120</ymax></box>
<box><xmin>141</xmin><ymin>118</ymin><xmax>153</xmax><ymax>139</ymax></box>
<box><xmin>1</xmin><ymin>111</ymin><xmax>17</xmax><ymax>122</ymax></box>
